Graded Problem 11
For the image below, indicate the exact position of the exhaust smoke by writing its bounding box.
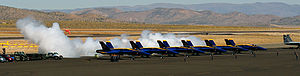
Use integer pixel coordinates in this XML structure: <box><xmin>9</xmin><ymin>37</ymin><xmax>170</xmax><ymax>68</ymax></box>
<box><xmin>16</xmin><ymin>17</ymin><xmax>205</xmax><ymax>58</ymax></box>
<box><xmin>138</xmin><ymin>30</ymin><xmax>206</xmax><ymax>47</ymax></box>
<box><xmin>16</xmin><ymin>17</ymin><xmax>100</xmax><ymax>58</ymax></box>
<box><xmin>108</xmin><ymin>30</ymin><xmax>206</xmax><ymax>48</ymax></box>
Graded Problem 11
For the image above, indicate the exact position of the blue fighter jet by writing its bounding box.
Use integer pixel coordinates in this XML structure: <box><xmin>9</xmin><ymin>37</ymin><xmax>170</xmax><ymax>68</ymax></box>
<box><xmin>181</xmin><ymin>40</ymin><xmax>227</xmax><ymax>54</ymax></box>
<box><xmin>96</xmin><ymin>41</ymin><xmax>150</xmax><ymax>61</ymax></box>
<box><xmin>224</xmin><ymin>39</ymin><xmax>267</xmax><ymax>50</ymax></box>
<box><xmin>157</xmin><ymin>40</ymin><xmax>205</xmax><ymax>56</ymax></box>
<box><xmin>204</xmin><ymin>39</ymin><xmax>248</xmax><ymax>54</ymax></box>
<box><xmin>129</xmin><ymin>40</ymin><xmax>179</xmax><ymax>57</ymax></box>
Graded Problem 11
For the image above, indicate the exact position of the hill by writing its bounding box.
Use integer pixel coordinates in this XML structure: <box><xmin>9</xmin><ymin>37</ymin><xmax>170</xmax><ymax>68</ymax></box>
<box><xmin>0</xmin><ymin>5</ymin><xmax>111</xmax><ymax>22</ymax></box>
<box><xmin>109</xmin><ymin>2</ymin><xmax>300</xmax><ymax>17</ymax></box>
<box><xmin>108</xmin><ymin>8</ymin><xmax>281</xmax><ymax>26</ymax></box>
<box><xmin>3</xmin><ymin>5</ymin><xmax>300</xmax><ymax>27</ymax></box>
<box><xmin>272</xmin><ymin>16</ymin><xmax>300</xmax><ymax>25</ymax></box>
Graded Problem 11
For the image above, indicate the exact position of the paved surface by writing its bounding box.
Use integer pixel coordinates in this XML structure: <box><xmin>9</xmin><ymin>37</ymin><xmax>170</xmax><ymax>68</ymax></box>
<box><xmin>0</xmin><ymin>48</ymin><xmax>300</xmax><ymax>76</ymax></box>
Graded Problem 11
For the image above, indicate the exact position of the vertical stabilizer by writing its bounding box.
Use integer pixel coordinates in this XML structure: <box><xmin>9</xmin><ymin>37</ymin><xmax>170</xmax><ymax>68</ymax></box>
<box><xmin>130</xmin><ymin>41</ymin><xmax>139</xmax><ymax>50</ymax></box>
<box><xmin>99</xmin><ymin>41</ymin><xmax>111</xmax><ymax>51</ymax></box>
<box><xmin>205</xmin><ymin>40</ymin><xmax>212</xmax><ymax>46</ymax></box>
<box><xmin>284</xmin><ymin>34</ymin><xmax>293</xmax><ymax>43</ymax></box>
<box><xmin>106</xmin><ymin>41</ymin><xmax>114</xmax><ymax>49</ymax></box>
<box><xmin>162</xmin><ymin>40</ymin><xmax>171</xmax><ymax>47</ymax></box>
<box><xmin>186</xmin><ymin>40</ymin><xmax>194</xmax><ymax>46</ymax></box>
<box><xmin>135</xmin><ymin>40</ymin><xmax>143</xmax><ymax>48</ymax></box>
<box><xmin>208</xmin><ymin>40</ymin><xmax>216</xmax><ymax>46</ymax></box>
<box><xmin>157</xmin><ymin>40</ymin><xmax>166</xmax><ymax>48</ymax></box>
<box><xmin>181</xmin><ymin>40</ymin><xmax>190</xmax><ymax>47</ymax></box>
<box><xmin>225</xmin><ymin>39</ymin><xmax>236</xmax><ymax>46</ymax></box>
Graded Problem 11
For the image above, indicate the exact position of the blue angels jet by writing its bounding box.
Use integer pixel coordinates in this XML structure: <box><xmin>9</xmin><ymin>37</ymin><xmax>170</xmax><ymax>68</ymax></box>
<box><xmin>181</xmin><ymin>40</ymin><xmax>227</xmax><ymax>54</ymax></box>
<box><xmin>224</xmin><ymin>39</ymin><xmax>267</xmax><ymax>50</ymax></box>
<box><xmin>96</xmin><ymin>41</ymin><xmax>151</xmax><ymax>61</ymax></box>
<box><xmin>129</xmin><ymin>40</ymin><xmax>179</xmax><ymax>57</ymax></box>
<box><xmin>204</xmin><ymin>39</ymin><xmax>248</xmax><ymax>53</ymax></box>
<box><xmin>157</xmin><ymin>40</ymin><xmax>205</xmax><ymax>56</ymax></box>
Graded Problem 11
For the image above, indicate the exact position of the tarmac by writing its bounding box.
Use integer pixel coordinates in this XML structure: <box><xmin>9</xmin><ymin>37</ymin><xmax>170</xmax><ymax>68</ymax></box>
<box><xmin>0</xmin><ymin>48</ymin><xmax>300</xmax><ymax>76</ymax></box>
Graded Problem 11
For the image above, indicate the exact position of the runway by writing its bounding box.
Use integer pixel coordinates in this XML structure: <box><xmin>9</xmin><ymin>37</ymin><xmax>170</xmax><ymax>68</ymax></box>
<box><xmin>0</xmin><ymin>48</ymin><xmax>299</xmax><ymax>76</ymax></box>
<box><xmin>1</xmin><ymin>30</ymin><xmax>300</xmax><ymax>40</ymax></box>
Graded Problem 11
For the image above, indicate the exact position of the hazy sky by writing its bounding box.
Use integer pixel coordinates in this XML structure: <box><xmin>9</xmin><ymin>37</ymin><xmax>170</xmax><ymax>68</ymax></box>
<box><xmin>0</xmin><ymin>0</ymin><xmax>300</xmax><ymax>9</ymax></box>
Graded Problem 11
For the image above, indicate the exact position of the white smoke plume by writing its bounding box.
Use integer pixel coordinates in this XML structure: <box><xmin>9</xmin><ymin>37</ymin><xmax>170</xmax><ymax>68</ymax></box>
<box><xmin>138</xmin><ymin>30</ymin><xmax>206</xmax><ymax>47</ymax></box>
<box><xmin>16</xmin><ymin>17</ymin><xmax>100</xmax><ymax>58</ymax></box>
<box><xmin>16</xmin><ymin>17</ymin><xmax>205</xmax><ymax>58</ymax></box>
<box><xmin>109</xmin><ymin>30</ymin><xmax>206</xmax><ymax>48</ymax></box>
<box><xmin>109</xmin><ymin>34</ymin><xmax>132</xmax><ymax>48</ymax></box>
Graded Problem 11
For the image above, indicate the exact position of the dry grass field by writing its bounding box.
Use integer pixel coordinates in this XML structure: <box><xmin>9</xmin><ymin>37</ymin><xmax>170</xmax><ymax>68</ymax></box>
<box><xmin>1</xmin><ymin>21</ymin><xmax>300</xmax><ymax>53</ymax></box>
<box><xmin>1</xmin><ymin>31</ymin><xmax>300</xmax><ymax>54</ymax></box>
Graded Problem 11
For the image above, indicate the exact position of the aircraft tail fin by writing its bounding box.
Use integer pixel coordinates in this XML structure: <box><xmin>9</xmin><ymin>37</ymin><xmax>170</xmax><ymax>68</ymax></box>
<box><xmin>205</xmin><ymin>39</ymin><xmax>217</xmax><ymax>47</ymax></box>
<box><xmin>105</xmin><ymin>41</ymin><xmax>114</xmax><ymax>49</ymax></box>
<box><xmin>157</xmin><ymin>40</ymin><xmax>166</xmax><ymax>48</ymax></box>
<box><xmin>181</xmin><ymin>40</ymin><xmax>190</xmax><ymax>47</ymax></box>
<box><xmin>204</xmin><ymin>40</ymin><xmax>212</xmax><ymax>46</ymax></box>
<box><xmin>283</xmin><ymin>34</ymin><xmax>293</xmax><ymax>43</ymax></box>
<box><xmin>225</xmin><ymin>39</ymin><xmax>236</xmax><ymax>46</ymax></box>
<box><xmin>130</xmin><ymin>41</ymin><xmax>139</xmax><ymax>50</ymax></box>
<box><xmin>186</xmin><ymin>40</ymin><xmax>194</xmax><ymax>46</ymax></box>
<box><xmin>99</xmin><ymin>41</ymin><xmax>110</xmax><ymax>51</ymax></box>
<box><xmin>162</xmin><ymin>40</ymin><xmax>171</xmax><ymax>47</ymax></box>
<box><xmin>209</xmin><ymin>40</ymin><xmax>217</xmax><ymax>46</ymax></box>
<box><xmin>135</xmin><ymin>40</ymin><xmax>144</xmax><ymax>48</ymax></box>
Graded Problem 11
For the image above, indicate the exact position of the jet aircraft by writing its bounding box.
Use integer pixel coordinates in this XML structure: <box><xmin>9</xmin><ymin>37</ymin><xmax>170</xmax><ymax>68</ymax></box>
<box><xmin>224</xmin><ymin>39</ymin><xmax>267</xmax><ymax>50</ymax></box>
<box><xmin>283</xmin><ymin>34</ymin><xmax>300</xmax><ymax>48</ymax></box>
<box><xmin>96</xmin><ymin>41</ymin><xmax>150</xmax><ymax>61</ymax></box>
<box><xmin>181</xmin><ymin>40</ymin><xmax>227</xmax><ymax>54</ymax></box>
<box><xmin>157</xmin><ymin>40</ymin><xmax>205</xmax><ymax>56</ymax></box>
<box><xmin>129</xmin><ymin>40</ymin><xmax>179</xmax><ymax>57</ymax></box>
<box><xmin>204</xmin><ymin>39</ymin><xmax>248</xmax><ymax>53</ymax></box>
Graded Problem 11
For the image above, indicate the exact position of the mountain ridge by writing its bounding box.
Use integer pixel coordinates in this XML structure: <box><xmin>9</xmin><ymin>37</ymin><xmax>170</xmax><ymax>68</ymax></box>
<box><xmin>2</xmin><ymin>5</ymin><xmax>300</xmax><ymax>27</ymax></box>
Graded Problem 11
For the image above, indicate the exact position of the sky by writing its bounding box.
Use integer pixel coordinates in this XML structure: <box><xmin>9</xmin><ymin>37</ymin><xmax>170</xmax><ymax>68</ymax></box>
<box><xmin>0</xmin><ymin>0</ymin><xmax>300</xmax><ymax>9</ymax></box>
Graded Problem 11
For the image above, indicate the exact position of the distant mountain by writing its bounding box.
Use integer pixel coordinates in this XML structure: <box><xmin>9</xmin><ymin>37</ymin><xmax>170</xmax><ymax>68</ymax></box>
<box><xmin>109</xmin><ymin>8</ymin><xmax>281</xmax><ymax>26</ymax></box>
<box><xmin>273</xmin><ymin>16</ymin><xmax>300</xmax><ymax>25</ymax></box>
<box><xmin>107</xmin><ymin>2</ymin><xmax>300</xmax><ymax>17</ymax></box>
<box><xmin>0</xmin><ymin>5</ymin><xmax>111</xmax><ymax>22</ymax></box>
<box><xmin>70</xmin><ymin>8</ymin><xmax>122</xmax><ymax>17</ymax></box>
<box><xmin>3</xmin><ymin>5</ymin><xmax>300</xmax><ymax>27</ymax></box>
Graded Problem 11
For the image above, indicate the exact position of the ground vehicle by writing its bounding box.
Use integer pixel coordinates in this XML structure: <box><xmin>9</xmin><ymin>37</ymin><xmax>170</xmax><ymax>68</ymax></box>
<box><xmin>0</xmin><ymin>56</ymin><xmax>7</xmax><ymax>63</ymax></box>
<box><xmin>46</xmin><ymin>52</ymin><xmax>63</xmax><ymax>60</ymax></box>
<box><xmin>0</xmin><ymin>54</ymin><xmax>14</xmax><ymax>62</ymax></box>
<box><xmin>12</xmin><ymin>52</ymin><xmax>30</xmax><ymax>61</ymax></box>
<box><xmin>26</xmin><ymin>54</ymin><xmax>47</xmax><ymax>60</ymax></box>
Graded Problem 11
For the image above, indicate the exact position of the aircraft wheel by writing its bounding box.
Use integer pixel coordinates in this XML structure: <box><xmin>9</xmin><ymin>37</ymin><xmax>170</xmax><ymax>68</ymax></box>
<box><xmin>141</xmin><ymin>55</ymin><xmax>145</xmax><ymax>58</ymax></box>
<box><xmin>196</xmin><ymin>53</ymin><xmax>200</xmax><ymax>56</ymax></box>
<box><xmin>172</xmin><ymin>54</ymin><xmax>176</xmax><ymax>57</ymax></box>
<box><xmin>54</xmin><ymin>57</ymin><xmax>58</xmax><ymax>60</ymax></box>
<box><xmin>110</xmin><ymin>56</ymin><xmax>119</xmax><ymax>62</ymax></box>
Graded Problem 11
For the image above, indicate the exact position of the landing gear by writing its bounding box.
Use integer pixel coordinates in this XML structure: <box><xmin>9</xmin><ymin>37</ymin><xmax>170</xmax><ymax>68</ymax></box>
<box><xmin>110</xmin><ymin>54</ymin><xmax>119</xmax><ymax>62</ymax></box>
<box><xmin>168</xmin><ymin>54</ymin><xmax>176</xmax><ymax>57</ymax></box>
<box><xmin>130</xmin><ymin>55</ymin><xmax>135</xmax><ymax>60</ymax></box>
<box><xmin>192</xmin><ymin>53</ymin><xmax>200</xmax><ymax>56</ymax></box>
<box><xmin>141</xmin><ymin>55</ymin><xmax>150</xmax><ymax>58</ymax></box>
